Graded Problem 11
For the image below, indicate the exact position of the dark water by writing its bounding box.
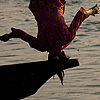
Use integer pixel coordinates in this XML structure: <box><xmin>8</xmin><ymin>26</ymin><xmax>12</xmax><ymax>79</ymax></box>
<box><xmin>0</xmin><ymin>0</ymin><xmax>100</xmax><ymax>100</ymax></box>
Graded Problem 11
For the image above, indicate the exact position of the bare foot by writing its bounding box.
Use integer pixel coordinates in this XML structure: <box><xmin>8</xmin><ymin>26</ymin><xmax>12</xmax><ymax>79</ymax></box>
<box><xmin>89</xmin><ymin>4</ymin><xmax>99</xmax><ymax>16</ymax></box>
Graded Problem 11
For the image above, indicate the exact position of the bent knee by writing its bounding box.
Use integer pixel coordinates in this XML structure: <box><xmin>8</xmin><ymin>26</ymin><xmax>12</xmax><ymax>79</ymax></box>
<box><xmin>29</xmin><ymin>43</ymin><xmax>46</xmax><ymax>52</ymax></box>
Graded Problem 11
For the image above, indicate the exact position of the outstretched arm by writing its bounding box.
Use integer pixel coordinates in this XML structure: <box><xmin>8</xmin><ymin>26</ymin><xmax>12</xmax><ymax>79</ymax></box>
<box><xmin>0</xmin><ymin>28</ymin><xmax>33</xmax><ymax>42</ymax></box>
<box><xmin>0</xmin><ymin>28</ymin><xmax>45</xmax><ymax>52</ymax></box>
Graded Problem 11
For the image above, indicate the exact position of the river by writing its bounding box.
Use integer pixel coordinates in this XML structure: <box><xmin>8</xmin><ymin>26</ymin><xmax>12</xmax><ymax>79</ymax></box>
<box><xmin>0</xmin><ymin>0</ymin><xmax>100</xmax><ymax>100</ymax></box>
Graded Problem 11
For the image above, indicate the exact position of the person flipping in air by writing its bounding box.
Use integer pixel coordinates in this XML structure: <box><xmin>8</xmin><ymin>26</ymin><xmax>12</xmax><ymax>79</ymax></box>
<box><xmin>0</xmin><ymin>0</ymin><xmax>99</xmax><ymax>85</ymax></box>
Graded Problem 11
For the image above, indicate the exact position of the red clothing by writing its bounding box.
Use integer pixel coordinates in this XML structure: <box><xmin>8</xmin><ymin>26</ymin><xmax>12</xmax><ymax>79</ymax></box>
<box><xmin>11</xmin><ymin>0</ymin><xmax>89</xmax><ymax>52</ymax></box>
<box><xmin>29</xmin><ymin>0</ymin><xmax>89</xmax><ymax>52</ymax></box>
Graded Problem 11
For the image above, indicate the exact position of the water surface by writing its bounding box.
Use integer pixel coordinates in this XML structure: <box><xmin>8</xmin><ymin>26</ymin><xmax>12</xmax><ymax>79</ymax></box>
<box><xmin>0</xmin><ymin>0</ymin><xmax>100</xmax><ymax>100</ymax></box>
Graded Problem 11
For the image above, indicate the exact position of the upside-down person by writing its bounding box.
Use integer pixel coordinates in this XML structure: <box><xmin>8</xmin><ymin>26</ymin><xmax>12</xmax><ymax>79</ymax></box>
<box><xmin>0</xmin><ymin>0</ymin><xmax>99</xmax><ymax>85</ymax></box>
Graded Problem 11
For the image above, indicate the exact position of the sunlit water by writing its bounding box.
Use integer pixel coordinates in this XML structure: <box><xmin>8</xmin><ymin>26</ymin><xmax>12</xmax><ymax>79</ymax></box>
<box><xmin>0</xmin><ymin>0</ymin><xmax>100</xmax><ymax>100</ymax></box>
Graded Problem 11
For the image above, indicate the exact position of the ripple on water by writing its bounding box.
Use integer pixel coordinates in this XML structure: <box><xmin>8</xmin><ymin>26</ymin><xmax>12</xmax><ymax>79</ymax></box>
<box><xmin>0</xmin><ymin>0</ymin><xmax>100</xmax><ymax>100</ymax></box>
